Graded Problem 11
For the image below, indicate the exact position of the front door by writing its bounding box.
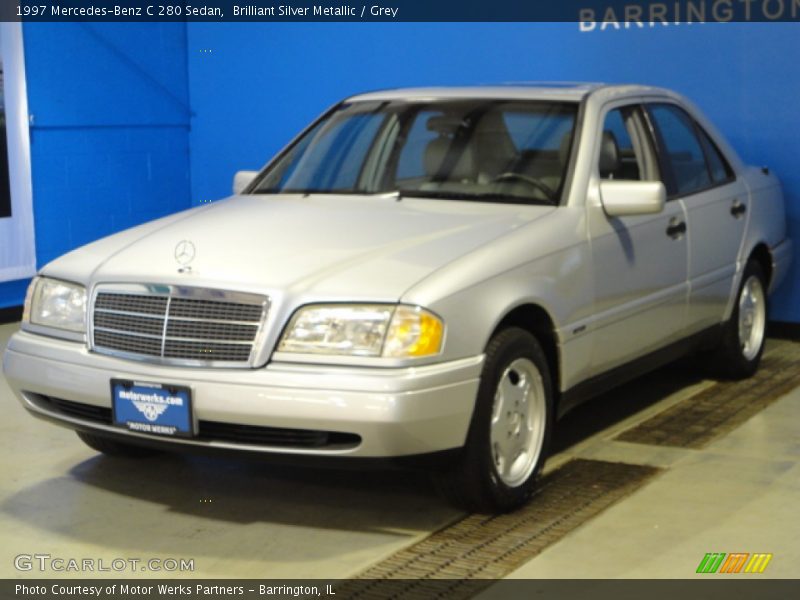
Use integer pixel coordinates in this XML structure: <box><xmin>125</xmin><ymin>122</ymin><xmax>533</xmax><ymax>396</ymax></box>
<box><xmin>587</xmin><ymin>103</ymin><xmax>689</xmax><ymax>374</ymax></box>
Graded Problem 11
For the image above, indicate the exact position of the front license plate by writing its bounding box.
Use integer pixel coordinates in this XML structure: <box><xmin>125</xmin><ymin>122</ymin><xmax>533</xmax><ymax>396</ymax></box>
<box><xmin>111</xmin><ymin>379</ymin><xmax>193</xmax><ymax>438</ymax></box>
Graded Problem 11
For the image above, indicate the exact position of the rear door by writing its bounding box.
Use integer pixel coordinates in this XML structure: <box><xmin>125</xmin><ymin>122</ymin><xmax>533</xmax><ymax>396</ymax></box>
<box><xmin>645</xmin><ymin>103</ymin><xmax>747</xmax><ymax>332</ymax></box>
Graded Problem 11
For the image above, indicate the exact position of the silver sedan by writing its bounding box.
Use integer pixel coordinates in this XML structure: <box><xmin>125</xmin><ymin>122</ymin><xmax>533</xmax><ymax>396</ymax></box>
<box><xmin>3</xmin><ymin>84</ymin><xmax>792</xmax><ymax>511</ymax></box>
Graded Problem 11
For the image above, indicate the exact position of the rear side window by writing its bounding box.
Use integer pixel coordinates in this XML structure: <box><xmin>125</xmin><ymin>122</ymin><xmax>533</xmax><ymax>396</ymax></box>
<box><xmin>697</xmin><ymin>127</ymin><xmax>734</xmax><ymax>184</ymax></box>
<box><xmin>648</xmin><ymin>104</ymin><xmax>711</xmax><ymax>196</ymax></box>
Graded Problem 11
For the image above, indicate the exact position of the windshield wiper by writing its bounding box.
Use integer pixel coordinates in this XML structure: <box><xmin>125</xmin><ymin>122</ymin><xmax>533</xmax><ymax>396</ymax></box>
<box><xmin>253</xmin><ymin>188</ymin><xmax>338</xmax><ymax>195</ymax></box>
<box><xmin>396</xmin><ymin>190</ymin><xmax>554</xmax><ymax>205</ymax></box>
<box><xmin>253</xmin><ymin>188</ymin><xmax>377</xmax><ymax>196</ymax></box>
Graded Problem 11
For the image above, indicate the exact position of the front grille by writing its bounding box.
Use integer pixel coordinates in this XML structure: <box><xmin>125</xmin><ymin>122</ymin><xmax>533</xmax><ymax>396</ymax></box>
<box><xmin>96</xmin><ymin>312</ymin><xmax>165</xmax><ymax>336</ymax></box>
<box><xmin>95</xmin><ymin>330</ymin><xmax>162</xmax><ymax>357</ymax></box>
<box><xmin>95</xmin><ymin>293</ymin><xmax>168</xmax><ymax>314</ymax></box>
<box><xmin>164</xmin><ymin>339</ymin><xmax>252</xmax><ymax>361</ymax></box>
<box><xmin>92</xmin><ymin>286</ymin><xmax>268</xmax><ymax>367</ymax></box>
<box><xmin>169</xmin><ymin>298</ymin><xmax>263</xmax><ymax>321</ymax></box>
<box><xmin>166</xmin><ymin>320</ymin><xmax>258</xmax><ymax>341</ymax></box>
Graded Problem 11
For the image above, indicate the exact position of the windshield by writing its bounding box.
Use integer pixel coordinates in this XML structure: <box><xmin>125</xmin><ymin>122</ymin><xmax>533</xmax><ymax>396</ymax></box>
<box><xmin>250</xmin><ymin>99</ymin><xmax>579</xmax><ymax>204</ymax></box>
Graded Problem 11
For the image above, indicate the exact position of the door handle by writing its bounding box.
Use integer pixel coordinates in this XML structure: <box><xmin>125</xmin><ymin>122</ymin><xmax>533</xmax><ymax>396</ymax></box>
<box><xmin>730</xmin><ymin>200</ymin><xmax>747</xmax><ymax>218</ymax></box>
<box><xmin>666</xmin><ymin>219</ymin><xmax>687</xmax><ymax>239</ymax></box>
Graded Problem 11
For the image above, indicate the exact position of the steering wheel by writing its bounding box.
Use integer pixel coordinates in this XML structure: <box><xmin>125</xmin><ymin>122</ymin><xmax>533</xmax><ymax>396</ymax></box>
<box><xmin>491</xmin><ymin>172</ymin><xmax>555</xmax><ymax>201</ymax></box>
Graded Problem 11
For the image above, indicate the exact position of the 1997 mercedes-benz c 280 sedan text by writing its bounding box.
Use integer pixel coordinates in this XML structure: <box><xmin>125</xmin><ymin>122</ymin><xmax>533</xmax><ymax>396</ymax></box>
<box><xmin>3</xmin><ymin>84</ymin><xmax>792</xmax><ymax>511</ymax></box>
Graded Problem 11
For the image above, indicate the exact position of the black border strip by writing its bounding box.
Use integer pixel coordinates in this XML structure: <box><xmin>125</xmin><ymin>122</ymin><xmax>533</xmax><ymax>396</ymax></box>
<box><xmin>768</xmin><ymin>321</ymin><xmax>800</xmax><ymax>341</ymax></box>
<box><xmin>2</xmin><ymin>579</ymin><xmax>796</xmax><ymax>599</ymax></box>
<box><xmin>0</xmin><ymin>305</ymin><xmax>22</xmax><ymax>325</ymax></box>
<box><xmin>8</xmin><ymin>1</ymin><xmax>800</xmax><ymax>23</ymax></box>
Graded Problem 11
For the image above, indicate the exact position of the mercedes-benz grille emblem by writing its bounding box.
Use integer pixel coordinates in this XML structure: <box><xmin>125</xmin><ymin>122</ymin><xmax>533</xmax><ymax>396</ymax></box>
<box><xmin>174</xmin><ymin>240</ymin><xmax>196</xmax><ymax>268</ymax></box>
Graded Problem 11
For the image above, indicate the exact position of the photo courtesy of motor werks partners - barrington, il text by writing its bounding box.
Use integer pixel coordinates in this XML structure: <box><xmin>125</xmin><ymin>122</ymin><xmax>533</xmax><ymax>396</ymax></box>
<box><xmin>14</xmin><ymin>583</ymin><xmax>334</xmax><ymax>597</ymax></box>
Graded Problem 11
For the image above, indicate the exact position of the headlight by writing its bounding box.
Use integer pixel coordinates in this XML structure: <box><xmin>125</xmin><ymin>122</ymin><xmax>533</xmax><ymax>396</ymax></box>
<box><xmin>278</xmin><ymin>304</ymin><xmax>444</xmax><ymax>359</ymax></box>
<box><xmin>25</xmin><ymin>277</ymin><xmax>87</xmax><ymax>333</ymax></box>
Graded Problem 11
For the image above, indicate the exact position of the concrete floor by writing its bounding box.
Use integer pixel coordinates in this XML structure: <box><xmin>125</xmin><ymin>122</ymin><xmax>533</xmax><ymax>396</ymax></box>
<box><xmin>1</xmin><ymin>321</ymin><xmax>798</xmax><ymax>579</ymax></box>
<box><xmin>508</xmin><ymin>368</ymin><xmax>800</xmax><ymax>579</ymax></box>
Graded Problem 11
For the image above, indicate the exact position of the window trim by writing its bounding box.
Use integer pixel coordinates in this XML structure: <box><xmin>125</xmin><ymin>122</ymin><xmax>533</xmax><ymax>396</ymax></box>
<box><xmin>555</xmin><ymin>95</ymin><xmax>587</xmax><ymax>206</ymax></box>
<box><xmin>643</xmin><ymin>101</ymin><xmax>737</xmax><ymax>202</ymax></box>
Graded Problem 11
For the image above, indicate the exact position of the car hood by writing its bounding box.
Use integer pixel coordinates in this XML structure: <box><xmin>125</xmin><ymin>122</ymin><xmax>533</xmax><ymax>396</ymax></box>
<box><xmin>44</xmin><ymin>194</ymin><xmax>554</xmax><ymax>300</ymax></box>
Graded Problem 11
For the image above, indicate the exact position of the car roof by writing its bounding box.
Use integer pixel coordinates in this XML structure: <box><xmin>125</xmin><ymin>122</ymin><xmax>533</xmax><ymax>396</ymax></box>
<box><xmin>346</xmin><ymin>83</ymin><xmax>672</xmax><ymax>104</ymax></box>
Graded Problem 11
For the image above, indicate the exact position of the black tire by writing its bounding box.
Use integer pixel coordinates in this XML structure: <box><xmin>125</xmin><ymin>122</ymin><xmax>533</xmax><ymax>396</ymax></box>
<box><xmin>709</xmin><ymin>260</ymin><xmax>768</xmax><ymax>380</ymax></box>
<box><xmin>76</xmin><ymin>431</ymin><xmax>161</xmax><ymax>458</ymax></box>
<box><xmin>437</xmin><ymin>327</ymin><xmax>554</xmax><ymax>513</ymax></box>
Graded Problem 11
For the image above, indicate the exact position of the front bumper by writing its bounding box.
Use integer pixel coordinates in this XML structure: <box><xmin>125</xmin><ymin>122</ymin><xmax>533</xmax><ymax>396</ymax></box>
<box><xmin>2</xmin><ymin>331</ymin><xmax>482</xmax><ymax>458</ymax></box>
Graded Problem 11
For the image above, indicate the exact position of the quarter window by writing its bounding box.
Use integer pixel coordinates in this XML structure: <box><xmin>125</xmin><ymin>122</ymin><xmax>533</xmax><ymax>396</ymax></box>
<box><xmin>697</xmin><ymin>127</ymin><xmax>734</xmax><ymax>184</ymax></box>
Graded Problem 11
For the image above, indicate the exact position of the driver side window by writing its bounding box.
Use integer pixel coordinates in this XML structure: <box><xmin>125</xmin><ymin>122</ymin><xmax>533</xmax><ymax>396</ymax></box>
<box><xmin>599</xmin><ymin>106</ymin><xmax>660</xmax><ymax>182</ymax></box>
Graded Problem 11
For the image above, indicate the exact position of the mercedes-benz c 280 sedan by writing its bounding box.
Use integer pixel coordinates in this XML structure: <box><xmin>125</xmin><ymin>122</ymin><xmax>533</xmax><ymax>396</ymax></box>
<box><xmin>3</xmin><ymin>84</ymin><xmax>792</xmax><ymax>511</ymax></box>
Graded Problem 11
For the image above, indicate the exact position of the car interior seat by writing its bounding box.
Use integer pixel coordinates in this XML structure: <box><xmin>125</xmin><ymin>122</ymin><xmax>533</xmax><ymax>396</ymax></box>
<box><xmin>422</xmin><ymin>115</ymin><xmax>476</xmax><ymax>188</ymax></box>
<box><xmin>599</xmin><ymin>130</ymin><xmax>621</xmax><ymax>179</ymax></box>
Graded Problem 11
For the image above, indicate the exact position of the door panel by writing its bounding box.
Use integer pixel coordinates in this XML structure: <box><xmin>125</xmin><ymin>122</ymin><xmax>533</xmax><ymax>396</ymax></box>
<box><xmin>646</xmin><ymin>103</ymin><xmax>746</xmax><ymax>332</ymax></box>
<box><xmin>588</xmin><ymin>200</ymin><xmax>689</xmax><ymax>373</ymax></box>
<box><xmin>586</xmin><ymin>103</ymin><xmax>688</xmax><ymax>375</ymax></box>
<box><xmin>681</xmin><ymin>180</ymin><xmax>747</xmax><ymax>330</ymax></box>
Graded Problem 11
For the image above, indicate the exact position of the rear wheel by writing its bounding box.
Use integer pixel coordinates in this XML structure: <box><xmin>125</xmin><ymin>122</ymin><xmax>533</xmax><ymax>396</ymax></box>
<box><xmin>77</xmin><ymin>431</ymin><xmax>160</xmax><ymax>458</ymax></box>
<box><xmin>438</xmin><ymin>328</ymin><xmax>553</xmax><ymax>513</ymax></box>
<box><xmin>709</xmin><ymin>260</ymin><xmax>768</xmax><ymax>379</ymax></box>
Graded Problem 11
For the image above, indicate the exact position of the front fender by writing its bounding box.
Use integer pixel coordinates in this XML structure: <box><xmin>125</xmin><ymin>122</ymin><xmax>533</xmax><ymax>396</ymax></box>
<box><xmin>402</xmin><ymin>209</ymin><xmax>593</xmax><ymax>392</ymax></box>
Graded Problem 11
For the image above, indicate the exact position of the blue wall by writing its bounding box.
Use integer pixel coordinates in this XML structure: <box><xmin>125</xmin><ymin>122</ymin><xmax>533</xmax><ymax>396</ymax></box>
<box><xmin>3</xmin><ymin>23</ymin><xmax>798</xmax><ymax>323</ymax></box>
<box><xmin>186</xmin><ymin>22</ymin><xmax>800</xmax><ymax>322</ymax></box>
<box><xmin>0</xmin><ymin>23</ymin><xmax>192</xmax><ymax>308</ymax></box>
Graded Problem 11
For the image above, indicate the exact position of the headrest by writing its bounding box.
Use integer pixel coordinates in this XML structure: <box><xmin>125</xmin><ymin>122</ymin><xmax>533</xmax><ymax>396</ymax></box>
<box><xmin>424</xmin><ymin>137</ymin><xmax>450</xmax><ymax>176</ymax></box>
<box><xmin>599</xmin><ymin>130</ymin><xmax>620</xmax><ymax>177</ymax></box>
<box><xmin>472</xmin><ymin>110</ymin><xmax>517</xmax><ymax>176</ymax></box>
<box><xmin>426</xmin><ymin>115</ymin><xmax>468</xmax><ymax>135</ymax></box>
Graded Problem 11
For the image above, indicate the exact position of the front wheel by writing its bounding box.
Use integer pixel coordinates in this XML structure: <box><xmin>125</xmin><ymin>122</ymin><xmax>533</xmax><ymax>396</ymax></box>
<box><xmin>438</xmin><ymin>328</ymin><xmax>553</xmax><ymax>513</ymax></box>
<box><xmin>709</xmin><ymin>260</ymin><xmax>768</xmax><ymax>379</ymax></box>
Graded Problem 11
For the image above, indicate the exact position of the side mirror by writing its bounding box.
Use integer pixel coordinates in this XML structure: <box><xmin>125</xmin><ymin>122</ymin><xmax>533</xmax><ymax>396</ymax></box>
<box><xmin>599</xmin><ymin>180</ymin><xmax>666</xmax><ymax>217</ymax></box>
<box><xmin>232</xmin><ymin>170</ymin><xmax>259</xmax><ymax>195</ymax></box>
